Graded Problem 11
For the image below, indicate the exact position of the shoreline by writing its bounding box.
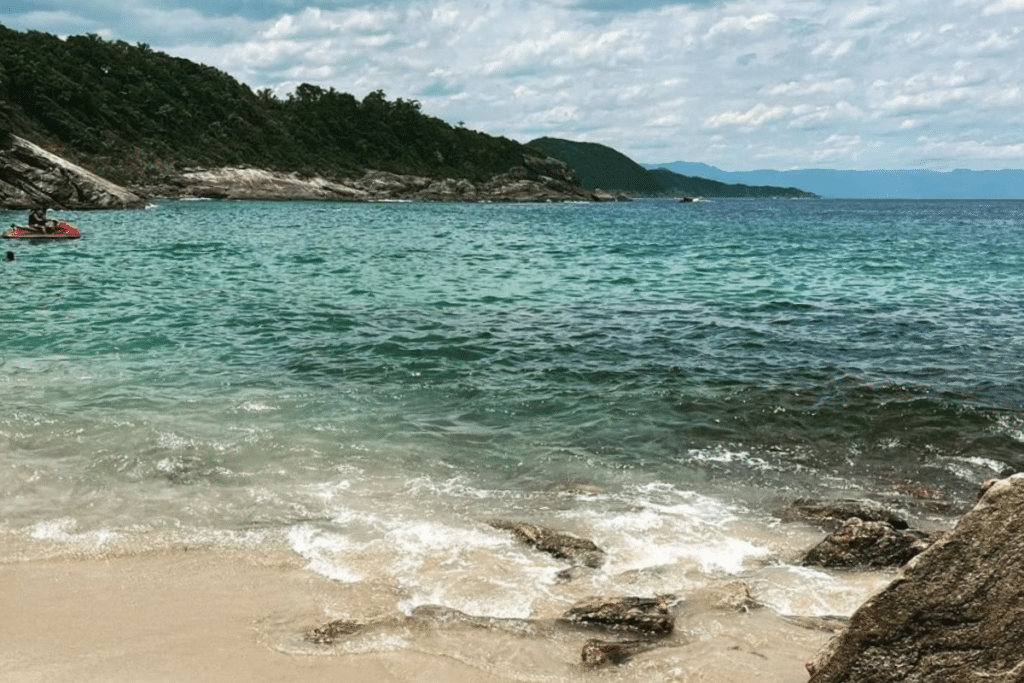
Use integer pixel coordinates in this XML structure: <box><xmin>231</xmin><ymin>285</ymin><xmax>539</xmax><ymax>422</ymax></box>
<box><xmin>0</xmin><ymin>546</ymin><xmax>837</xmax><ymax>683</ymax></box>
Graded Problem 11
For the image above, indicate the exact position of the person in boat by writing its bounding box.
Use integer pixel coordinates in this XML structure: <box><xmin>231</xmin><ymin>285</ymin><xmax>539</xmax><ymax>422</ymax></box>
<box><xmin>27</xmin><ymin>207</ymin><xmax>58</xmax><ymax>233</ymax></box>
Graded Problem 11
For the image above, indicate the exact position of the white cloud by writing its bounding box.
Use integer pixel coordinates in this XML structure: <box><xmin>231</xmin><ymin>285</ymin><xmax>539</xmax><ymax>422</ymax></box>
<box><xmin>982</xmin><ymin>0</ymin><xmax>1024</xmax><ymax>14</ymax></box>
<box><xmin>811</xmin><ymin>39</ymin><xmax>855</xmax><ymax>60</ymax></box>
<box><xmin>1</xmin><ymin>0</ymin><xmax>1023</xmax><ymax>170</ymax></box>
<box><xmin>762</xmin><ymin>78</ymin><xmax>856</xmax><ymax>97</ymax></box>
<box><xmin>704</xmin><ymin>103</ymin><xmax>791</xmax><ymax>130</ymax></box>
<box><xmin>705</xmin><ymin>12</ymin><xmax>777</xmax><ymax>39</ymax></box>
<box><xmin>916</xmin><ymin>136</ymin><xmax>1024</xmax><ymax>160</ymax></box>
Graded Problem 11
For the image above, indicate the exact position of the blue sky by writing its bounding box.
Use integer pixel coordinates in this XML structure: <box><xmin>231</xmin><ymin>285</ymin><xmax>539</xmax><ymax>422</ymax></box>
<box><xmin>4</xmin><ymin>0</ymin><xmax>1024</xmax><ymax>170</ymax></box>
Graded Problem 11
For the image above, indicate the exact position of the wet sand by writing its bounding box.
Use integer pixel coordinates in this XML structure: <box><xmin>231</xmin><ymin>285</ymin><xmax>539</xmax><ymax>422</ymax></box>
<box><xmin>0</xmin><ymin>548</ymin><xmax>834</xmax><ymax>683</ymax></box>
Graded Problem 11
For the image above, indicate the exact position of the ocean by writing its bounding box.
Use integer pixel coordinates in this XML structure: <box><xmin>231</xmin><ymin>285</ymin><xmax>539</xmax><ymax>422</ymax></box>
<box><xmin>2</xmin><ymin>198</ymin><xmax>1022</xmax><ymax>680</ymax></box>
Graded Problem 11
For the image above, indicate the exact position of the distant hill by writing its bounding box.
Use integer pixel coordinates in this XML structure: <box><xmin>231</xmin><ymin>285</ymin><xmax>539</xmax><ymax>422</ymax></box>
<box><xmin>646</xmin><ymin>162</ymin><xmax>1024</xmax><ymax>199</ymax></box>
<box><xmin>528</xmin><ymin>137</ymin><xmax>816</xmax><ymax>198</ymax></box>
<box><xmin>647</xmin><ymin>168</ymin><xmax>814</xmax><ymax>199</ymax></box>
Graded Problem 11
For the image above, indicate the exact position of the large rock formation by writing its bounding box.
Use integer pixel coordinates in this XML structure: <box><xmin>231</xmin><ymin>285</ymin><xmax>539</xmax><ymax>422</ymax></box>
<box><xmin>807</xmin><ymin>474</ymin><xmax>1024</xmax><ymax>682</ymax></box>
<box><xmin>0</xmin><ymin>134</ymin><xmax>145</xmax><ymax>209</ymax></box>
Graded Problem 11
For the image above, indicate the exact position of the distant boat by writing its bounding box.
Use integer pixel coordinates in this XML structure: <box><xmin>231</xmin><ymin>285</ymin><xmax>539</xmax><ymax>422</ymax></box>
<box><xmin>679</xmin><ymin>196</ymin><xmax>697</xmax><ymax>203</ymax></box>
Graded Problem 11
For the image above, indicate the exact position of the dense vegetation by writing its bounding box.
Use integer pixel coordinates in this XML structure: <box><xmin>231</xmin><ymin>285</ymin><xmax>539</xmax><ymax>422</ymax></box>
<box><xmin>530</xmin><ymin>137</ymin><xmax>816</xmax><ymax>198</ymax></box>
<box><xmin>0</xmin><ymin>24</ymin><xmax>529</xmax><ymax>185</ymax></box>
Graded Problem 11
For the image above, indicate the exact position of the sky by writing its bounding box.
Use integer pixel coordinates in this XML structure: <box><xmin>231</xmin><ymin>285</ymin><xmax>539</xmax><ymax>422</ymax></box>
<box><xmin>3</xmin><ymin>0</ymin><xmax>1024</xmax><ymax>171</ymax></box>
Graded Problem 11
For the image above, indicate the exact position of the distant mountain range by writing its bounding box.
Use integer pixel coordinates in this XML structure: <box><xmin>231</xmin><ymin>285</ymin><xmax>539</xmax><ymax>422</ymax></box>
<box><xmin>644</xmin><ymin>162</ymin><xmax>1024</xmax><ymax>199</ymax></box>
<box><xmin>527</xmin><ymin>137</ymin><xmax>816</xmax><ymax>198</ymax></box>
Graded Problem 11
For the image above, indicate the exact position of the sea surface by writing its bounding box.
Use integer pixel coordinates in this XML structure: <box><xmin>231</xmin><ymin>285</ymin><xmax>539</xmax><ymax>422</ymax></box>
<box><xmin>2</xmin><ymin>198</ymin><xmax>1023</xmax><ymax>675</ymax></box>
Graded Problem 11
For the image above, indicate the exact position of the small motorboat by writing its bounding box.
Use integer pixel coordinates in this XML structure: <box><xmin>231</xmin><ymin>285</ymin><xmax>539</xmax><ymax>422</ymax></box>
<box><xmin>3</xmin><ymin>221</ymin><xmax>81</xmax><ymax>239</ymax></box>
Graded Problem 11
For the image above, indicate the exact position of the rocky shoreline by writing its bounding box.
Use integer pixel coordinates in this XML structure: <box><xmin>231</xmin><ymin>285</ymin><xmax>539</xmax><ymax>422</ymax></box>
<box><xmin>0</xmin><ymin>133</ymin><xmax>627</xmax><ymax>209</ymax></box>
<box><xmin>132</xmin><ymin>155</ymin><xmax>629</xmax><ymax>203</ymax></box>
<box><xmin>305</xmin><ymin>475</ymin><xmax>1024</xmax><ymax>679</ymax></box>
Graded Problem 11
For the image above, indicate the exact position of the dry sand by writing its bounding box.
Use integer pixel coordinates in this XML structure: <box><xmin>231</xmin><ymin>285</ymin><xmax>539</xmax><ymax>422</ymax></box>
<box><xmin>0</xmin><ymin>548</ymin><xmax>833</xmax><ymax>683</ymax></box>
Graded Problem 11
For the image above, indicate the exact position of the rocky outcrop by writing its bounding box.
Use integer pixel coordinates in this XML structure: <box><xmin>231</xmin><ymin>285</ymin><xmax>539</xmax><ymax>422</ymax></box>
<box><xmin>0</xmin><ymin>134</ymin><xmax>145</xmax><ymax>209</ymax></box>
<box><xmin>488</xmin><ymin>520</ymin><xmax>606</xmax><ymax>568</ymax></box>
<box><xmin>134</xmin><ymin>154</ymin><xmax>611</xmax><ymax>203</ymax></box>
<box><xmin>807</xmin><ymin>474</ymin><xmax>1024</xmax><ymax>682</ymax></box>
<box><xmin>801</xmin><ymin>517</ymin><xmax>935</xmax><ymax>569</ymax></box>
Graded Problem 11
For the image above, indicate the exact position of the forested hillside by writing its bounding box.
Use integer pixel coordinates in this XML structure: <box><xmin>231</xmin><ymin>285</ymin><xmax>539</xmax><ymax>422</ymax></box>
<box><xmin>0</xmin><ymin>24</ymin><xmax>529</xmax><ymax>185</ymax></box>
<box><xmin>526</xmin><ymin>137</ymin><xmax>663</xmax><ymax>195</ymax></box>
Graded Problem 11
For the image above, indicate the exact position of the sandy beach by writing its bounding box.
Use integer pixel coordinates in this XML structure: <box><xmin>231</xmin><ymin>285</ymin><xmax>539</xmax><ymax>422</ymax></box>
<box><xmin>0</xmin><ymin>548</ymin><xmax>523</xmax><ymax>683</ymax></box>
<box><xmin>0</xmin><ymin>545</ymin><xmax>837</xmax><ymax>683</ymax></box>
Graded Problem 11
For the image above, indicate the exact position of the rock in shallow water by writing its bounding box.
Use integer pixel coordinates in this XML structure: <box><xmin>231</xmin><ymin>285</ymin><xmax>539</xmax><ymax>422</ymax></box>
<box><xmin>800</xmin><ymin>517</ymin><xmax>934</xmax><ymax>569</ymax></box>
<box><xmin>580</xmin><ymin>638</ymin><xmax>659</xmax><ymax>667</ymax></box>
<box><xmin>561</xmin><ymin>596</ymin><xmax>675</xmax><ymax>635</ymax></box>
<box><xmin>776</xmin><ymin>498</ymin><xmax>910</xmax><ymax>531</ymax></box>
<box><xmin>488</xmin><ymin>519</ymin><xmax>606</xmax><ymax>568</ymax></box>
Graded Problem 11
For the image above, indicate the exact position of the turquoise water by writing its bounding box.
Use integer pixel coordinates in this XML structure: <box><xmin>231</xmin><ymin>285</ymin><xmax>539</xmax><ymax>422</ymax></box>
<box><xmin>2</xmin><ymin>198</ymin><xmax>1023</xmax><ymax>622</ymax></box>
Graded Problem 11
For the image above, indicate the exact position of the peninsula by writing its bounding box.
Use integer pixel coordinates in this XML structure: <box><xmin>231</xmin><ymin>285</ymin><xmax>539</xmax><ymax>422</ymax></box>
<box><xmin>0</xmin><ymin>25</ymin><xmax>614</xmax><ymax>207</ymax></box>
<box><xmin>0</xmin><ymin>25</ymin><xmax>810</xmax><ymax>207</ymax></box>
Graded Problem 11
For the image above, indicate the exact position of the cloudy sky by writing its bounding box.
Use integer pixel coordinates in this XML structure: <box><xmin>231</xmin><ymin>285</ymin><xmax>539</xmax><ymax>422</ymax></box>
<box><xmin>4</xmin><ymin>0</ymin><xmax>1024</xmax><ymax>170</ymax></box>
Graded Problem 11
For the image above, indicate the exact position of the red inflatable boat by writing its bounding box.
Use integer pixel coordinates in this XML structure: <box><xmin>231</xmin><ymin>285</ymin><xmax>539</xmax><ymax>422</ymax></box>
<box><xmin>3</xmin><ymin>221</ymin><xmax>81</xmax><ymax>239</ymax></box>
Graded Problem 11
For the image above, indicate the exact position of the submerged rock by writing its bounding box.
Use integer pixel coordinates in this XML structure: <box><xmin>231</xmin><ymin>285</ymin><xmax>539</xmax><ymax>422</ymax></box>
<box><xmin>580</xmin><ymin>638</ymin><xmax>658</xmax><ymax>667</ymax></box>
<box><xmin>305</xmin><ymin>605</ymin><xmax>545</xmax><ymax>646</ymax></box>
<box><xmin>488</xmin><ymin>519</ymin><xmax>606</xmax><ymax>568</ymax></box>
<box><xmin>562</xmin><ymin>596</ymin><xmax>675</xmax><ymax>635</ymax></box>
<box><xmin>685</xmin><ymin>580</ymin><xmax>763</xmax><ymax>613</ymax></box>
<box><xmin>807</xmin><ymin>474</ymin><xmax>1024</xmax><ymax>682</ymax></box>
<box><xmin>305</xmin><ymin>619</ymin><xmax>363</xmax><ymax>644</ymax></box>
<box><xmin>776</xmin><ymin>498</ymin><xmax>909</xmax><ymax>531</ymax></box>
<box><xmin>801</xmin><ymin>517</ymin><xmax>933</xmax><ymax>569</ymax></box>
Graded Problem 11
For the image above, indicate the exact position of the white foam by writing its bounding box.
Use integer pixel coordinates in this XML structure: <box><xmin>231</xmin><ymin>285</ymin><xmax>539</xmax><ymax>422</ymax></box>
<box><xmin>752</xmin><ymin>565</ymin><xmax>890</xmax><ymax>616</ymax></box>
<box><xmin>27</xmin><ymin>517</ymin><xmax>120</xmax><ymax>549</ymax></box>
<box><xmin>996</xmin><ymin>415</ymin><xmax>1024</xmax><ymax>443</ymax></box>
<box><xmin>332</xmin><ymin>633</ymin><xmax>409</xmax><ymax>655</ymax></box>
<box><xmin>685</xmin><ymin>446</ymin><xmax>772</xmax><ymax>470</ymax></box>
<box><xmin>241</xmin><ymin>402</ymin><xmax>276</xmax><ymax>412</ymax></box>
<box><xmin>287</xmin><ymin>524</ymin><xmax>364</xmax><ymax>583</ymax></box>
